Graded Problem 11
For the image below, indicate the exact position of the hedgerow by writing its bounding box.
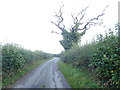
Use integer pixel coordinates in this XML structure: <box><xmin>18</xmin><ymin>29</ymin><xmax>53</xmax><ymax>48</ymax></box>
<box><xmin>2</xmin><ymin>43</ymin><xmax>52</xmax><ymax>80</ymax></box>
<box><xmin>60</xmin><ymin>26</ymin><xmax>120</xmax><ymax>88</ymax></box>
<box><xmin>90</xmin><ymin>30</ymin><xmax>119</xmax><ymax>87</ymax></box>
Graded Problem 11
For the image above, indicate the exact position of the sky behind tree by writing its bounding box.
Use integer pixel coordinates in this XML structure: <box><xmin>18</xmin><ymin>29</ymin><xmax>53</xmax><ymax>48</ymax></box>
<box><xmin>0</xmin><ymin>0</ymin><xmax>119</xmax><ymax>54</ymax></box>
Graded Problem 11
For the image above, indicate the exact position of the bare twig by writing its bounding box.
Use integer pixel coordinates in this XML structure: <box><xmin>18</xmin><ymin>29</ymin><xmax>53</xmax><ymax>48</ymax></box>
<box><xmin>51</xmin><ymin>3</ymin><xmax>65</xmax><ymax>32</ymax></box>
<box><xmin>51</xmin><ymin>30</ymin><xmax>61</xmax><ymax>35</ymax></box>
<box><xmin>71</xmin><ymin>5</ymin><xmax>108</xmax><ymax>31</ymax></box>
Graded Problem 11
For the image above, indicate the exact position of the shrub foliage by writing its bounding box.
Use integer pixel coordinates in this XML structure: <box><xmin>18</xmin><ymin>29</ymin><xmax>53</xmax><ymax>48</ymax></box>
<box><xmin>60</xmin><ymin>27</ymin><xmax>120</xmax><ymax>88</ymax></box>
<box><xmin>2</xmin><ymin>43</ymin><xmax>52</xmax><ymax>80</ymax></box>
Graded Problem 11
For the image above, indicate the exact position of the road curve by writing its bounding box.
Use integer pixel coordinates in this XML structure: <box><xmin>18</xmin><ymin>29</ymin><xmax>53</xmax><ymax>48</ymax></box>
<box><xmin>13</xmin><ymin>57</ymin><xmax>71</xmax><ymax>88</ymax></box>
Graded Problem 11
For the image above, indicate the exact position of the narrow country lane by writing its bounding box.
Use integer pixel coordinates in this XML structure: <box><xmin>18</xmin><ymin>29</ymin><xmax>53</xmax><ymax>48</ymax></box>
<box><xmin>13</xmin><ymin>57</ymin><xmax>71</xmax><ymax>88</ymax></box>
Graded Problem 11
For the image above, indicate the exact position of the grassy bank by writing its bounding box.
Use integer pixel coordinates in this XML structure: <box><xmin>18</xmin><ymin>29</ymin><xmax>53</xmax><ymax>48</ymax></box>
<box><xmin>2</xmin><ymin>58</ymin><xmax>52</xmax><ymax>88</ymax></box>
<box><xmin>58</xmin><ymin>61</ymin><xmax>99</xmax><ymax>88</ymax></box>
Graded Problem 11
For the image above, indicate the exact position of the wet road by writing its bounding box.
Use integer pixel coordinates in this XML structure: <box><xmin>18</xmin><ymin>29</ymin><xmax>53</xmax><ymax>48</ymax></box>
<box><xmin>13</xmin><ymin>57</ymin><xmax>71</xmax><ymax>88</ymax></box>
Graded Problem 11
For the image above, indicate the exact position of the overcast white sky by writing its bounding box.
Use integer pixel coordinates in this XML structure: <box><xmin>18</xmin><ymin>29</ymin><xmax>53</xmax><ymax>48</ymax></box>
<box><xmin>0</xmin><ymin>0</ymin><xmax>119</xmax><ymax>54</ymax></box>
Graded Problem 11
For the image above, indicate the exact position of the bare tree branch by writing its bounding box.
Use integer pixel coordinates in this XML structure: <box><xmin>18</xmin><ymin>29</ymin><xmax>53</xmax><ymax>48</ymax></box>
<box><xmin>51</xmin><ymin>2</ymin><xmax>108</xmax><ymax>35</ymax></box>
<box><xmin>76</xmin><ymin>12</ymin><xmax>104</xmax><ymax>31</ymax></box>
<box><xmin>71</xmin><ymin>6</ymin><xmax>89</xmax><ymax>32</ymax></box>
<box><xmin>51</xmin><ymin>3</ymin><xmax>65</xmax><ymax>32</ymax></box>
<box><xmin>51</xmin><ymin>21</ymin><xmax>64</xmax><ymax>32</ymax></box>
<box><xmin>77</xmin><ymin>6</ymin><xmax>89</xmax><ymax>22</ymax></box>
<box><xmin>71</xmin><ymin>5</ymin><xmax>108</xmax><ymax>31</ymax></box>
<box><xmin>51</xmin><ymin>30</ymin><xmax>61</xmax><ymax>35</ymax></box>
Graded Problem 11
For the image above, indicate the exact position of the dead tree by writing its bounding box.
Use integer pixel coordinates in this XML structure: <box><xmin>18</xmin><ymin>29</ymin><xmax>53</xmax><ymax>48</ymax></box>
<box><xmin>51</xmin><ymin>3</ymin><xmax>108</xmax><ymax>50</ymax></box>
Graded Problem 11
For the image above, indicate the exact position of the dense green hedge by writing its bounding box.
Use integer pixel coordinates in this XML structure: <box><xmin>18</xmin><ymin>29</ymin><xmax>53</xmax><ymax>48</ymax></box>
<box><xmin>2</xmin><ymin>43</ymin><xmax>52</xmax><ymax>80</ymax></box>
<box><xmin>60</xmin><ymin>28</ymin><xmax>120</xmax><ymax>88</ymax></box>
<box><xmin>0</xmin><ymin>44</ymin><xmax>2</xmax><ymax>85</ymax></box>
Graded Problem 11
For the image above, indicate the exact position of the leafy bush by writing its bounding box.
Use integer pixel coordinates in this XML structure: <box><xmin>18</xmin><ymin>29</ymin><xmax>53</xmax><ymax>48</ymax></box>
<box><xmin>60</xmin><ymin>27</ymin><xmax>120</xmax><ymax>88</ymax></box>
<box><xmin>89</xmin><ymin>31</ymin><xmax>120</xmax><ymax>88</ymax></box>
<box><xmin>2</xmin><ymin>43</ymin><xmax>52</xmax><ymax>80</ymax></box>
<box><xmin>60</xmin><ymin>42</ymin><xmax>95</xmax><ymax>69</ymax></box>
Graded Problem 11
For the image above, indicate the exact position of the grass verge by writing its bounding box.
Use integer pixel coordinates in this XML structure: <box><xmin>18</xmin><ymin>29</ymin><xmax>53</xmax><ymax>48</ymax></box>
<box><xmin>2</xmin><ymin>58</ymin><xmax>52</xmax><ymax>88</ymax></box>
<box><xmin>58</xmin><ymin>61</ymin><xmax>100</xmax><ymax>88</ymax></box>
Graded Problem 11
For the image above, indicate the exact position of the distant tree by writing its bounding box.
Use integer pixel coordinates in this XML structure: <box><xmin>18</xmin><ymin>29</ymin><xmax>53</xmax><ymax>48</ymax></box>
<box><xmin>53</xmin><ymin>54</ymin><xmax>60</xmax><ymax>57</ymax></box>
<box><xmin>51</xmin><ymin>3</ymin><xmax>108</xmax><ymax>50</ymax></box>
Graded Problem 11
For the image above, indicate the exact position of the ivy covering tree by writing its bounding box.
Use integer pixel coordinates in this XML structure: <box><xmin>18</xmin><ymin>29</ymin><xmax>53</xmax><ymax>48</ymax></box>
<box><xmin>51</xmin><ymin>3</ymin><xmax>108</xmax><ymax>50</ymax></box>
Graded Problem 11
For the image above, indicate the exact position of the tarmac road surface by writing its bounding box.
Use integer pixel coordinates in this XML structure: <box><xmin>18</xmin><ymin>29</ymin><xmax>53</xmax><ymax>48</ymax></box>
<box><xmin>13</xmin><ymin>57</ymin><xmax>71</xmax><ymax>88</ymax></box>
